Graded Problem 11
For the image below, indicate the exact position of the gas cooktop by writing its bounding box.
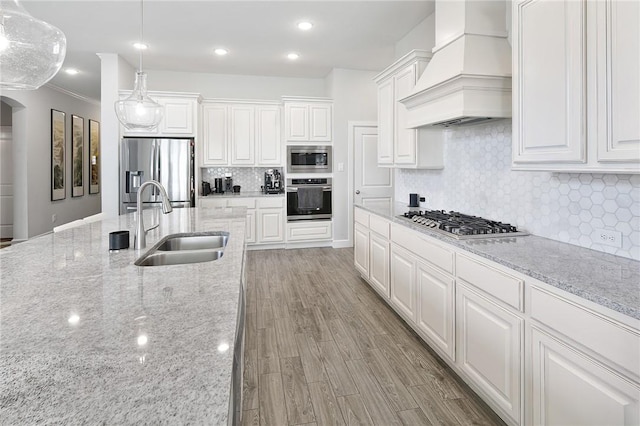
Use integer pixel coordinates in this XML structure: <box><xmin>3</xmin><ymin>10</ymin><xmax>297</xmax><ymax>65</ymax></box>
<box><xmin>399</xmin><ymin>210</ymin><xmax>528</xmax><ymax>240</ymax></box>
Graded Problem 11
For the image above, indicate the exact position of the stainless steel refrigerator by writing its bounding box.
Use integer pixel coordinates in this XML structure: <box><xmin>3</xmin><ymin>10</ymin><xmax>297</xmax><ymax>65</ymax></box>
<box><xmin>120</xmin><ymin>137</ymin><xmax>194</xmax><ymax>215</ymax></box>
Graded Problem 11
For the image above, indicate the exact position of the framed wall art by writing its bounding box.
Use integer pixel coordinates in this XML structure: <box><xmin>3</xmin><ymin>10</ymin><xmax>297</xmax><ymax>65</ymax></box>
<box><xmin>88</xmin><ymin>119</ymin><xmax>100</xmax><ymax>194</ymax></box>
<box><xmin>51</xmin><ymin>109</ymin><xmax>66</xmax><ymax>201</ymax></box>
<box><xmin>71</xmin><ymin>115</ymin><xmax>84</xmax><ymax>197</ymax></box>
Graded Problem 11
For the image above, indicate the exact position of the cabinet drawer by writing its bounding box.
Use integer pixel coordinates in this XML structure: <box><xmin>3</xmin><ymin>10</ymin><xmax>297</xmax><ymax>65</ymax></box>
<box><xmin>354</xmin><ymin>208</ymin><xmax>370</xmax><ymax>227</ymax></box>
<box><xmin>369</xmin><ymin>215</ymin><xmax>390</xmax><ymax>239</ymax></box>
<box><xmin>391</xmin><ymin>224</ymin><xmax>454</xmax><ymax>275</ymax></box>
<box><xmin>287</xmin><ymin>221</ymin><xmax>332</xmax><ymax>242</ymax></box>
<box><xmin>531</xmin><ymin>286</ymin><xmax>640</xmax><ymax>378</ymax></box>
<box><xmin>258</xmin><ymin>197</ymin><xmax>284</xmax><ymax>209</ymax></box>
<box><xmin>199</xmin><ymin>198</ymin><xmax>227</xmax><ymax>208</ymax></box>
<box><xmin>457</xmin><ymin>254</ymin><xmax>523</xmax><ymax>312</ymax></box>
<box><xmin>227</xmin><ymin>198</ymin><xmax>256</xmax><ymax>209</ymax></box>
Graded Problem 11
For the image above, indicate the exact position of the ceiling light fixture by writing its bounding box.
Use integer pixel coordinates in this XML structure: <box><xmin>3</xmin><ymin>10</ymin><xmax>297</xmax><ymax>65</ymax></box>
<box><xmin>287</xmin><ymin>52</ymin><xmax>300</xmax><ymax>60</ymax></box>
<box><xmin>65</xmin><ymin>68</ymin><xmax>79</xmax><ymax>75</ymax></box>
<box><xmin>0</xmin><ymin>0</ymin><xmax>67</xmax><ymax>90</ymax></box>
<box><xmin>114</xmin><ymin>0</ymin><xmax>163</xmax><ymax>131</ymax></box>
<box><xmin>133</xmin><ymin>42</ymin><xmax>148</xmax><ymax>50</ymax></box>
<box><xmin>297</xmin><ymin>21</ymin><xmax>313</xmax><ymax>31</ymax></box>
<box><xmin>214</xmin><ymin>48</ymin><xmax>228</xmax><ymax>56</ymax></box>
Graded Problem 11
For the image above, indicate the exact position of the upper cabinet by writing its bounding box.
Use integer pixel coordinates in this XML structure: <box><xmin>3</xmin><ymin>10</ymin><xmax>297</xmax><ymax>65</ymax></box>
<box><xmin>120</xmin><ymin>92</ymin><xmax>201</xmax><ymax>137</ymax></box>
<box><xmin>200</xmin><ymin>100</ymin><xmax>282</xmax><ymax>167</ymax></box>
<box><xmin>283</xmin><ymin>97</ymin><xmax>333</xmax><ymax>143</ymax></box>
<box><xmin>512</xmin><ymin>0</ymin><xmax>640</xmax><ymax>173</ymax></box>
<box><xmin>374</xmin><ymin>50</ymin><xmax>444</xmax><ymax>169</ymax></box>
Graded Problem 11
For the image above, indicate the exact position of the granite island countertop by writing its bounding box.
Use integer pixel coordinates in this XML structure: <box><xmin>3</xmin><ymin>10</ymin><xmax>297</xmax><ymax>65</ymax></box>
<box><xmin>356</xmin><ymin>202</ymin><xmax>640</xmax><ymax>321</ymax></box>
<box><xmin>0</xmin><ymin>207</ymin><xmax>247</xmax><ymax>424</ymax></box>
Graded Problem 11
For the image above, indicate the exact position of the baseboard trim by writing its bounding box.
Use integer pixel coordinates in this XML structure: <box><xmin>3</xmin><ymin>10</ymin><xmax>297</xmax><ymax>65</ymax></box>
<box><xmin>332</xmin><ymin>239</ymin><xmax>352</xmax><ymax>248</ymax></box>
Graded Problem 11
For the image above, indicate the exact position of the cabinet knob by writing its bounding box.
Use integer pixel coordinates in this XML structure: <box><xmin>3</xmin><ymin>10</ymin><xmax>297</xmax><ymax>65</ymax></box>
<box><xmin>355</xmin><ymin>190</ymin><xmax>360</xmax><ymax>194</ymax></box>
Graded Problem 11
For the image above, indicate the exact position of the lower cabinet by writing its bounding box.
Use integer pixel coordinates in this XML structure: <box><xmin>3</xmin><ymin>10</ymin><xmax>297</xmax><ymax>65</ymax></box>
<box><xmin>354</xmin><ymin>222</ymin><xmax>369</xmax><ymax>277</ymax></box>
<box><xmin>286</xmin><ymin>220</ymin><xmax>333</xmax><ymax>242</ymax></box>
<box><xmin>257</xmin><ymin>208</ymin><xmax>284</xmax><ymax>243</ymax></box>
<box><xmin>457</xmin><ymin>282</ymin><xmax>523</xmax><ymax>424</ymax></box>
<box><xmin>416</xmin><ymin>259</ymin><xmax>455</xmax><ymax>362</ymax></box>
<box><xmin>369</xmin><ymin>232</ymin><xmax>390</xmax><ymax>298</ymax></box>
<box><xmin>531</xmin><ymin>327</ymin><xmax>640</xmax><ymax>426</ymax></box>
<box><xmin>390</xmin><ymin>244</ymin><xmax>417</xmax><ymax>323</ymax></box>
<box><xmin>244</xmin><ymin>210</ymin><xmax>256</xmax><ymax>244</ymax></box>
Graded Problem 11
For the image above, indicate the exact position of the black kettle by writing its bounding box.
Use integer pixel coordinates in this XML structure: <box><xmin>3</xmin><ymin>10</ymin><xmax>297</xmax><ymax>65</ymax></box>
<box><xmin>202</xmin><ymin>181</ymin><xmax>211</xmax><ymax>196</ymax></box>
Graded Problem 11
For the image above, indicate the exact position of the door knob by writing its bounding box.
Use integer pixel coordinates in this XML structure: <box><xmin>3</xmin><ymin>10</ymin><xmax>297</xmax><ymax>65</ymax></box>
<box><xmin>355</xmin><ymin>190</ymin><xmax>360</xmax><ymax>194</ymax></box>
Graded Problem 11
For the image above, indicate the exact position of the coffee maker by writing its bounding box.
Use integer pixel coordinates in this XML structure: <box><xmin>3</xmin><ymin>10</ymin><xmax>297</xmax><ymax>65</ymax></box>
<box><xmin>263</xmin><ymin>169</ymin><xmax>283</xmax><ymax>194</ymax></box>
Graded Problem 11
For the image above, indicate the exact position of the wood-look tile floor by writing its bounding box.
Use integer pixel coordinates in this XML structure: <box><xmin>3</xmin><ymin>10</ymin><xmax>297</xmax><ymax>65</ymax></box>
<box><xmin>243</xmin><ymin>248</ymin><xmax>505</xmax><ymax>426</ymax></box>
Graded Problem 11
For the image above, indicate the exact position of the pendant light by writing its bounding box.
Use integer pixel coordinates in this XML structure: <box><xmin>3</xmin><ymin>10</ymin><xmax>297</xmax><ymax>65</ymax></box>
<box><xmin>114</xmin><ymin>0</ymin><xmax>163</xmax><ymax>131</ymax></box>
<box><xmin>0</xmin><ymin>0</ymin><xmax>67</xmax><ymax>90</ymax></box>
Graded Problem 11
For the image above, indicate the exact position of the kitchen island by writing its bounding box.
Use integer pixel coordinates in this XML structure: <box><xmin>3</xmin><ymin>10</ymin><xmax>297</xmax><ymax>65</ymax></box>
<box><xmin>0</xmin><ymin>207</ymin><xmax>247</xmax><ymax>424</ymax></box>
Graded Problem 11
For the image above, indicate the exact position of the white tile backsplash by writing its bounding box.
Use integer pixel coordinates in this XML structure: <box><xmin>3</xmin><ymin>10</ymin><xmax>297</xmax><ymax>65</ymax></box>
<box><xmin>395</xmin><ymin>120</ymin><xmax>640</xmax><ymax>260</ymax></box>
<box><xmin>201</xmin><ymin>167</ymin><xmax>284</xmax><ymax>192</ymax></box>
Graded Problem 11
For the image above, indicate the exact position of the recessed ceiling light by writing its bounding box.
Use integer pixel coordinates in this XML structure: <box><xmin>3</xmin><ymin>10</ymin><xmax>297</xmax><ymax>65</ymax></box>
<box><xmin>297</xmin><ymin>21</ymin><xmax>313</xmax><ymax>31</ymax></box>
<box><xmin>214</xmin><ymin>48</ymin><xmax>228</xmax><ymax>56</ymax></box>
<box><xmin>133</xmin><ymin>42</ymin><xmax>148</xmax><ymax>50</ymax></box>
<box><xmin>287</xmin><ymin>52</ymin><xmax>300</xmax><ymax>60</ymax></box>
<box><xmin>65</xmin><ymin>68</ymin><xmax>79</xmax><ymax>75</ymax></box>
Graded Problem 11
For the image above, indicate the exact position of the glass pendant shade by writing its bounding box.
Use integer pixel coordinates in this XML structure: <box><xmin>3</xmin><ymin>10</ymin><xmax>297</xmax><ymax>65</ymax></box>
<box><xmin>0</xmin><ymin>0</ymin><xmax>67</xmax><ymax>90</ymax></box>
<box><xmin>115</xmin><ymin>71</ymin><xmax>163</xmax><ymax>131</ymax></box>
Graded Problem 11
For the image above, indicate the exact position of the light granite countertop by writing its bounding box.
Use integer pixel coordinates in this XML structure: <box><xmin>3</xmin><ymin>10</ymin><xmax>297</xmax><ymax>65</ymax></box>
<box><xmin>199</xmin><ymin>191</ymin><xmax>284</xmax><ymax>199</ymax></box>
<box><xmin>0</xmin><ymin>207</ymin><xmax>247</xmax><ymax>424</ymax></box>
<box><xmin>356</xmin><ymin>202</ymin><xmax>640</xmax><ymax>321</ymax></box>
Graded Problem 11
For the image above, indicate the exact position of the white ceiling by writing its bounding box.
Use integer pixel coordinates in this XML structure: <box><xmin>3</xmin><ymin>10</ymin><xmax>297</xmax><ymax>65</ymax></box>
<box><xmin>21</xmin><ymin>0</ymin><xmax>435</xmax><ymax>101</ymax></box>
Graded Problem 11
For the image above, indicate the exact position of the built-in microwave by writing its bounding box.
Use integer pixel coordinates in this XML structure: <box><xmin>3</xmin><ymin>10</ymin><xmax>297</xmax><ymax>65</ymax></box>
<box><xmin>287</xmin><ymin>146</ymin><xmax>332</xmax><ymax>173</ymax></box>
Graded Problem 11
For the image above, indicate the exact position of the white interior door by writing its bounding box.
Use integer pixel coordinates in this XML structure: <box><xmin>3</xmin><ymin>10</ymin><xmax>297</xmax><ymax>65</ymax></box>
<box><xmin>353</xmin><ymin>124</ymin><xmax>393</xmax><ymax>211</ymax></box>
<box><xmin>0</xmin><ymin>126</ymin><xmax>13</xmax><ymax>239</ymax></box>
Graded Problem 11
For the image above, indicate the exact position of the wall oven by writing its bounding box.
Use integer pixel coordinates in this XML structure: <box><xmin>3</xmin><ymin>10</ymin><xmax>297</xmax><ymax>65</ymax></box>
<box><xmin>287</xmin><ymin>146</ymin><xmax>332</xmax><ymax>173</ymax></box>
<box><xmin>286</xmin><ymin>178</ymin><xmax>332</xmax><ymax>221</ymax></box>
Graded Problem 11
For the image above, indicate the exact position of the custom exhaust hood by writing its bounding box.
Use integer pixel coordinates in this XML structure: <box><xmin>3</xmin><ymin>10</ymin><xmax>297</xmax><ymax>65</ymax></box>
<box><xmin>400</xmin><ymin>0</ymin><xmax>512</xmax><ymax>128</ymax></box>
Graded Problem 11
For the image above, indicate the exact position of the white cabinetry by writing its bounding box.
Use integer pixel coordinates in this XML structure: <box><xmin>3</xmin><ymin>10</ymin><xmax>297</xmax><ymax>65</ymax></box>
<box><xmin>199</xmin><ymin>196</ymin><xmax>284</xmax><ymax>246</ymax></box>
<box><xmin>200</xmin><ymin>101</ymin><xmax>282</xmax><ymax>167</ymax></box>
<box><xmin>457</xmin><ymin>282</ymin><xmax>523</xmax><ymax>424</ymax></box>
<box><xmin>120</xmin><ymin>92</ymin><xmax>200</xmax><ymax>137</ymax></box>
<box><xmin>369</xmin><ymin>232</ymin><xmax>390</xmax><ymax>297</ymax></box>
<box><xmin>283</xmin><ymin>97</ymin><xmax>333</xmax><ymax>143</ymax></box>
<box><xmin>374</xmin><ymin>50</ymin><xmax>443</xmax><ymax>169</ymax></box>
<box><xmin>287</xmin><ymin>221</ymin><xmax>333</xmax><ymax>243</ymax></box>
<box><xmin>354</xmin><ymin>208</ymin><xmax>390</xmax><ymax>299</ymax></box>
<box><xmin>512</xmin><ymin>0</ymin><xmax>639</xmax><ymax>172</ymax></box>
<box><xmin>529</xmin><ymin>285</ymin><xmax>640</xmax><ymax>426</ymax></box>
<box><xmin>390</xmin><ymin>244</ymin><xmax>417</xmax><ymax>322</ymax></box>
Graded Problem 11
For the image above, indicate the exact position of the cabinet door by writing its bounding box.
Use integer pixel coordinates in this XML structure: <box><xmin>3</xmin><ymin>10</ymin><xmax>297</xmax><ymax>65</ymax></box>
<box><xmin>258</xmin><ymin>208</ymin><xmax>283</xmax><ymax>243</ymax></box>
<box><xmin>393</xmin><ymin>64</ymin><xmax>418</xmax><ymax>165</ymax></box>
<box><xmin>309</xmin><ymin>104</ymin><xmax>332</xmax><ymax>142</ymax></box>
<box><xmin>160</xmin><ymin>98</ymin><xmax>194</xmax><ymax>135</ymax></box>
<box><xmin>256</xmin><ymin>106</ymin><xmax>281</xmax><ymax>165</ymax></box>
<box><xmin>245</xmin><ymin>209</ymin><xmax>256</xmax><ymax>244</ymax></box>
<box><xmin>531</xmin><ymin>327</ymin><xmax>640</xmax><ymax>426</ymax></box>
<box><xmin>230</xmin><ymin>105</ymin><xmax>255</xmax><ymax>165</ymax></box>
<box><xmin>390</xmin><ymin>244</ymin><xmax>416</xmax><ymax>322</ymax></box>
<box><xmin>377</xmin><ymin>78</ymin><xmax>394</xmax><ymax>165</ymax></box>
<box><xmin>457</xmin><ymin>283</ymin><xmax>522</xmax><ymax>424</ymax></box>
<box><xmin>512</xmin><ymin>0</ymin><xmax>587</xmax><ymax>164</ymax></box>
<box><xmin>202</xmin><ymin>104</ymin><xmax>228</xmax><ymax>166</ymax></box>
<box><xmin>285</xmin><ymin>103</ymin><xmax>309</xmax><ymax>141</ymax></box>
<box><xmin>416</xmin><ymin>260</ymin><xmax>455</xmax><ymax>361</ymax></box>
<box><xmin>595</xmin><ymin>0</ymin><xmax>640</xmax><ymax>163</ymax></box>
<box><xmin>354</xmin><ymin>223</ymin><xmax>369</xmax><ymax>278</ymax></box>
<box><xmin>369</xmin><ymin>232</ymin><xmax>390</xmax><ymax>298</ymax></box>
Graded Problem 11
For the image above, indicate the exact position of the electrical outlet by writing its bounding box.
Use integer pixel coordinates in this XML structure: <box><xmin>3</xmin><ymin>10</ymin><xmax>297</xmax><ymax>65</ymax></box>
<box><xmin>52</xmin><ymin>214</ymin><xmax>57</xmax><ymax>223</ymax></box>
<box><xmin>593</xmin><ymin>229</ymin><xmax>622</xmax><ymax>248</ymax></box>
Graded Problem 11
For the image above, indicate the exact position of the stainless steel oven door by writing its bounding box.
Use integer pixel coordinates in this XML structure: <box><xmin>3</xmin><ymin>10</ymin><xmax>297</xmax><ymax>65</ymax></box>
<box><xmin>286</xmin><ymin>179</ymin><xmax>332</xmax><ymax>221</ymax></box>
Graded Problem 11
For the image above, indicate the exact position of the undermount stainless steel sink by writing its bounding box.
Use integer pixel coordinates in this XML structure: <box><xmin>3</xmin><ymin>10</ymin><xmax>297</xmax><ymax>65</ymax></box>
<box><xmin>134</xmin><ymin>232</ymin><xmax>230</xmax><ymax>267</ymax></box>
<box><xmin>156</xmin><ymin>234</ymin><xmax>229</xmax><ymax>251</ymax></box>
<box><xmin>135</xmin><ymin>249</ymin><xmax>224</xmax><ymax>266</ymax></box>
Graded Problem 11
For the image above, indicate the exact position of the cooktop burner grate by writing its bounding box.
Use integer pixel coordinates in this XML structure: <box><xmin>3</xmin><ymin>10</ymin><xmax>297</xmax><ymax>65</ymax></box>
<box><xmin>399</xmin><ymin>210</ymin><xmax>528</xmax><ymax>240</ymax></box>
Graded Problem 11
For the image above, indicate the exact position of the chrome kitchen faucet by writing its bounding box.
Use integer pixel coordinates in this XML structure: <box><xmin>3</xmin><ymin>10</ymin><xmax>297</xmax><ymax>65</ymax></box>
<box><xmin>135</xmin><ymin>180</ymin><xmax>173</xmax><ymax>250</ymax></box>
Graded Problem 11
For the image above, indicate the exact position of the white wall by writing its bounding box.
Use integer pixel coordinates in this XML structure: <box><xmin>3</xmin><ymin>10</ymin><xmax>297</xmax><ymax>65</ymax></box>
<box><xmin>326</xmin><ymin>68</ymin><xmax>378</xmax><ymax>244</ymax></box>
<box><xmin>147</xmin><ymin>70</ymin><xmax>326</xmax><ymax>100</ymax></box>
<box><xmin>395</xmin><ymin>12</ymin><xmax>436</xmax><ymax>58</ymax></box>
<box><xmin>0</xmin><ymin>87</ymin><xmax>101</xmax><ymax>238</ymax></box>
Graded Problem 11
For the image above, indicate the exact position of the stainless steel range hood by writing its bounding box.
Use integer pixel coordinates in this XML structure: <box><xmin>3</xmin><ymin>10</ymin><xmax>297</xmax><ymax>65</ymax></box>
<box><xmin>400</xmin><ymin>0</ymin><xmax>512</xmax><ymax>128</ymax></box>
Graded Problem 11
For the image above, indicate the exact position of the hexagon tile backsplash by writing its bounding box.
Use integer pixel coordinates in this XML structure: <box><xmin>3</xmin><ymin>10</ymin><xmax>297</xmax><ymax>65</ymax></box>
<box><xmin>394</xmin><ymin>120</ymin><xmax>640</xmax><ymax>260</ymax></box>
